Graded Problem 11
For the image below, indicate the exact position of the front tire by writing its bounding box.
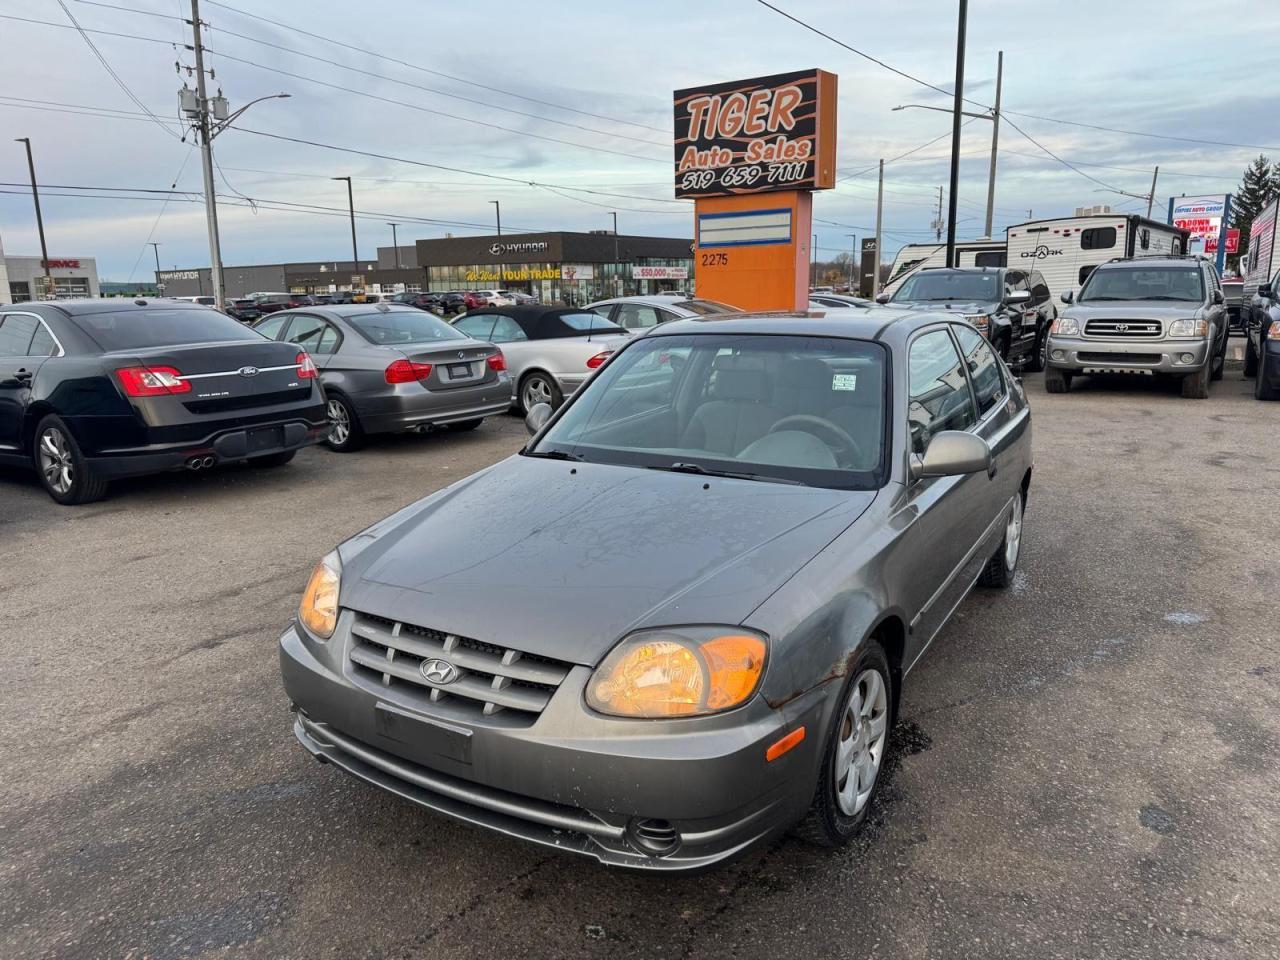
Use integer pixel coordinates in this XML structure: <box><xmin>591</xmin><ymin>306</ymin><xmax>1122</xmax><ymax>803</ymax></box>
<box><xmin>1181</xmin><ymin>360</ymin><xmax>1211</xmax><ymax>399</ymax></box>
<box><xmin>980</xmin><ymin>490</ymin><xmax>1023</xmax><ymax>588</ymax></box>
<box><xmin>1026</xmin><ymin>326</ymin><xmax>1047</xmax><ymax>373</ymax></box>
<box><xmin>1244</xmin><ymin>334</ymin><xmax>1259</xmax><ymax>378</ymax></box>
<box><xmin>1211</xmin><ymin>336</ymin><xmax>1226</xmax><ymax>381</ymax></box>
<box><xmin>519</xmin><ymin>371</ymin><xmax>562</xmax><ymax>414</ymax></box>
<box><xmin>1256</xmin><ymin>355</ymin><xmax>1280</xmax><ymax>400</ymax></box>
<box><xmin>33</xmin><ymin>415</ymin><xmax>108</xmax><ymax>505</ymax></box>
<box><xmin>795</xmin><ymin>643</ymin><xmax>893</xmax><ymax>847</ymax></box>
<box><xmin>325</xmin><ymin>394</ymin><xmax>365</xmax><ymax>451</ymax></box>
<box><xmin>1044</xmin><ymin>367</ymin><xmax>1072</xmax><ymax>393</ymax></box>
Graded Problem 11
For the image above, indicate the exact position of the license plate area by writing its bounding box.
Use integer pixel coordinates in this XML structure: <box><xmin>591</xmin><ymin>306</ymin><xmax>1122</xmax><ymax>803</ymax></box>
<box><xmin>446</xmin><ymin>362</ymin><xmax>474</xmax><ymax>380</ymax></box>
<box><xmin>374</xmin><ymin>702</ymin><xmax>472</xmax><ymax>764</ymax></box>
<box><xmin>247</xmin><ymin>425</ymin><xmax>284</xmax><ymax>452</ymax></box>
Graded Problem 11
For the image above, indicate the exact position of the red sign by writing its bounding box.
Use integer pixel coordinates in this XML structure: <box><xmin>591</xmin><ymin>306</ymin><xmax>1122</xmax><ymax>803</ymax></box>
<box><xmin>1205</xmin><ymin>229</ymin><xmax>1240</xmax><ymax>254</ymax></box>
<box><xmin>42</xmin><ymin>259</ymin><xmax>81</xmax><ymax>269</ymax></box>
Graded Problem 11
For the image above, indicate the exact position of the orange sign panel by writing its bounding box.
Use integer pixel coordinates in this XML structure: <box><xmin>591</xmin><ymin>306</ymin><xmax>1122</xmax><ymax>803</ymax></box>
<box><xmin>674</xmin><ymin>69</ymin><xmax>837</xmax><ymax>199</ymax></box>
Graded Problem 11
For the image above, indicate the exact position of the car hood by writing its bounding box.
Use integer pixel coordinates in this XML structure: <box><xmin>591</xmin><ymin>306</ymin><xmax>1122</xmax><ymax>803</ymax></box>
<box><xmin>1066</xmin><ymin>301</ymin><xmax>1204</xmax><ymax>318</ymax></box>
<box><xmin>890</xmin><ymin>299</ymin><xmax>1000</xmax><ymax>314</ymax></box>
<box><xmin>338</xmin><ymin>456</ymin><xmax>875</xmax><ymax>665</ymax></box>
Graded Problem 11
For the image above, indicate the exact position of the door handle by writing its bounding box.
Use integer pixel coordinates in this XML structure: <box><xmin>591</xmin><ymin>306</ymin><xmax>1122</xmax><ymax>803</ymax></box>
<box><xmin>13</xmin><ymin>369</ymin><xmax>32</xmax><ymax>384</ymax></box>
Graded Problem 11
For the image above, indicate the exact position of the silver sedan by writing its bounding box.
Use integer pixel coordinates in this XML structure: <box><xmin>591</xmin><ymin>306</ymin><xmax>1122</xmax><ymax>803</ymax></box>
<box><xmin>584</xmin><ymin>295</ymin><xmax>738</xmax><ymax>334</ymax></box>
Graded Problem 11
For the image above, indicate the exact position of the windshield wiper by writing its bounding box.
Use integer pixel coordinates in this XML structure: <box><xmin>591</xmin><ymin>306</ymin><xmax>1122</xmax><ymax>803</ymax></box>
<box><xmin>1142</xmin><ymin>295</ymin><xmax>1197</xmax><ymax>301</ymax></box>
<box><xmin>1080</xmin><ymin>296</ymin><xmax>1129</xmax><ymax>301</ymax></box>
<box><xmin>524</xmin><ymin>449</ymin><xmax>584</xmax><ymax>462</ymax></box>
<box><xmin>650</xmin><ymin>462</ymin><xmax>806</xmax><ymax>485</ymax></box>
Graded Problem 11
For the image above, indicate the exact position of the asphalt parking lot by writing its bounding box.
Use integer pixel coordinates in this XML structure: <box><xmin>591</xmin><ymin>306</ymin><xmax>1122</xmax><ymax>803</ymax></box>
<box><xmin>2</xmin><ymin>368</ymin><xmax>1278</xmax><ymax>960</ymax></box>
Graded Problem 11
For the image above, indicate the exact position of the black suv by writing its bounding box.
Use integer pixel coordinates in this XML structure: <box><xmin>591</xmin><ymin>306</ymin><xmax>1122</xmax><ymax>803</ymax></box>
<box><xmin>883</xmin><ymin>266</ymin><xmax>1055</xmax><ymax>369</ymax></box>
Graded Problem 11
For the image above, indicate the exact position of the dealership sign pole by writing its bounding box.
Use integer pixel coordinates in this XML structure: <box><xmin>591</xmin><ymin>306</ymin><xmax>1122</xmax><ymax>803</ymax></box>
<box><xmin>673</xmin><ymin>69</ymin><xmax>838</xmax><ymax>311</ymax></box>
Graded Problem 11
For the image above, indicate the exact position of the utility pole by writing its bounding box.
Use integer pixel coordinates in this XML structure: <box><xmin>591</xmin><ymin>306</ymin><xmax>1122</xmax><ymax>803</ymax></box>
<box><xmin>935</xmin><ymin>186</ymin><xmax>944</xmax><ymax>242</ymax></box>
<box><xmin>812</xmin><ymin>232</ymin><xmax>819</xmax><ymax>290</ymax></box>
<box><xmin>149</xmin><ymin>242</ymin><xmax>163</xmax><ymax>295</ymax></box>
<box><xmin>846</xmin><ymin>233</ymin><xmax>857</xmax><ymax>291</ymax></box>
<box><xmin>1146</xmin><ymin>166</ymin><xmax>1160</xmax><ymax>218</ymax></box>
<box><xmin>945</xmin><ymin>0</ymin><xmax>969</xmax><ymax>268</ymax></box>
<box><xmin>611</xmin><ymin>211</ymin><xmax>620</xmax><ymax>294</ymax></box>
<box><xmin>187</xmin><ymin>0</ymin><xmax>224</xmax><ymax>306</ymax></box>
<box><xmin>387</xmin><ymin>222</ymin><xmax>401</xmax><ymax>269</ymax></box>
<box><xmin>332</xmin><ymin>176</ymin><xmax>357</xmax><ymax>267</ymax></box>
<box><xmin>984</xmin><ymin>50</ymin><xmax>1003</xmax><ymax>239</ymax></box>
<box><xmin>491</xmin><ymin>200</ymin><xmax>504</xmax><ymax>288</ymax></box>
<box><xmin>874</xmin><ymin>159</ymin><xmax>884</xmax><ymax>296</ymax></box>
<box><xmin>15</xmin><ymin>138</ymin><xmax>52</xmax><ymax>299</ymax></box>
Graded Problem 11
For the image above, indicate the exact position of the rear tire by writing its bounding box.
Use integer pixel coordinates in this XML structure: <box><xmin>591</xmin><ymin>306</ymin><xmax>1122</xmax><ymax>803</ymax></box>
<box><xmin>1044</xmin><ymin>367</ymin><xmax>1072</xmax><ymax>393</ymax></box>
<box><xmin>979</xmin><ymin>490</ymin><xmax>1023</xmax><ymax>588</ymax></box>
<box><xmin>446</xmin><ymin>418</ymin><xmax>484</xmax><ymax>432</ymax></box>
<box><xmin>1181</xmin><ymin>360</ymin><xmax>1211</xmax><ymax>399</ymax></box>
<box><xmin>33</xmin><ymin>415</ymin><xmax>108</xmax><ymax>505</ymax></box>
<box><xmin>1256</xmin><ymin>355</ymin><xmax>1280</xmax><ymax>400</ymax></box>
<box><xmin>794</xmin><ymin>642</ymin><xmax>893</xmax><ymax>847</ymax></box>
<box><xmin>325</xmin><ymin>394</ymin><xmax>365</xmax><ymax>452</ymax></box>
<box><xmin>249</xmin><ymin>449</ymin><xmax>296</xmax><ymax>468</ymax></box>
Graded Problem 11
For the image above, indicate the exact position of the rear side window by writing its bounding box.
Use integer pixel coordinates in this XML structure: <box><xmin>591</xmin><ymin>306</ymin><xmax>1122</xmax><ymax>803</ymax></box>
<box><xmin>453</xmin><ymin>315</ymin><xmax>496</xmax><ymax>340</ymax></box>
<box><xmin>29</xmin><ymin>324</ymin><xmax>57</xmax><ymax>357</ymax></box>
<box><xmin>0</xmin><ymin>314</ymin><xmax>40</xmax><ymax>356</ymax></box>
<box><xmin>954</xmin><ymin>325</ymin><xmax>1005</xmax><ymax>417</ymax></box>
<box><xmin>254</xmin><ymin>315</ymin><xmax>288</xmax><ymax>339</ymax></box>
<box><xmin>74</xmin><ymin>308</ymin><xmax>260</xmax><ymax>350</ymax></box>
<box><xmin>1081</xmin><ymin>227</ymin><xmax>1116</xmax><ymax>250</ymax></box>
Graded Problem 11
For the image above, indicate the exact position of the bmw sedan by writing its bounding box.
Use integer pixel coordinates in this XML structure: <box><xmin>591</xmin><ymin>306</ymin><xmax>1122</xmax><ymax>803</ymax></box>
<box><xmin>584</xmin><ymin>296</ymin><xmax>738</xmax><ymax>334</ymax></box>
<box><xmin>0</xmin><ymin>299</ymin><xmax>328</xmax><ymax>504</ymax></box>
<box><xmin>279</xmin><ymin>309</ymin><xmax>1032</xmax><ymax>871</ymax></box>
<box><xmin>451</xmin><ymin>306</ymin><xmax>628</xmax><ymax>412</ymax></box>
<box><xmin>254</xmin><ymin>304</ymin><xmax>511</xmax><ymax>452</ymax></box>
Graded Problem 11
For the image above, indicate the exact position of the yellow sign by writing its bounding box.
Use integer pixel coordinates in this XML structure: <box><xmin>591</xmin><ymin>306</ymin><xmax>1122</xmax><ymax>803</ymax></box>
<box><xmin>464</xmin><ymin>267</ymin><xmax>559</xmax><ymax>282</ymax></box>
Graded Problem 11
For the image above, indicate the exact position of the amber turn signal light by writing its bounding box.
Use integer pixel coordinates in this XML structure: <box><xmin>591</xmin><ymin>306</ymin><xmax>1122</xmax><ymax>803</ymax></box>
<box><xmin>765</xmin><ymin>726</ymin><xmax>806</xmax><ymax>762</ymax></box>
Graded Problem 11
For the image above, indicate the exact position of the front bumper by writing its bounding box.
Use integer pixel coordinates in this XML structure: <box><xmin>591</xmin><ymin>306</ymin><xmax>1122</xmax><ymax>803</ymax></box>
<box><xmin>1045</xmin><ymin>336</ymin><xmax>1209</xmax><ymax>375</ymax></box>
<box><xmin>357</xmin><ymin>375</ymin><xmax>512</xmax><ymax>433</ymax></box>
<box><xmin>279</xmin><ymin>622</ymin><xmax>824</xmax><ymax>872</ymax></box>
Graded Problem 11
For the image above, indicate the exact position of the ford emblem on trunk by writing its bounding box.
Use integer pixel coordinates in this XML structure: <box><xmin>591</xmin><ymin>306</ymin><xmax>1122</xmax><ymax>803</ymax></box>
<box><xmin>237</xmin><ymin>365</ymin><xmax>259</xmax><ymax>378</ymax></box>
<box><xmin>419</xmin><ymin>658</ymin><xmax>458</xmax><ymax>684</ymax></box>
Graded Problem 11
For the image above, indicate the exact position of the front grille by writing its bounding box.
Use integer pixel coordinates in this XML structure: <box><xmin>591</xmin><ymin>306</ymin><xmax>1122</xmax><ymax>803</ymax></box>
<box><xmin>1077</xmin><ymin>352</ymin><xmax>1161</xmax><ymax>364</ymax></box>
<box><xmin>1084</xmin><ymin>319</ymin><xmax>1162</xmax><ymax>338</ymax></box>
<box><xmin>348</xmin><ymin>612</ymin><xmax>572</xmax><ymax>726</ymax></box>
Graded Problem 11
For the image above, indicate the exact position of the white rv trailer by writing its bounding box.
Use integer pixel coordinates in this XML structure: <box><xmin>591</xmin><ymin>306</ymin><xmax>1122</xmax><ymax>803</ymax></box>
<box><xmin>1005</xmin><ymin>214</ymin><xmax>1189</xmax><ymax>302</ymax></box>
<box><xmin>881</xmin><ymin>239</ymin><xmax>1006</xmax><ymax>295</ymax></box>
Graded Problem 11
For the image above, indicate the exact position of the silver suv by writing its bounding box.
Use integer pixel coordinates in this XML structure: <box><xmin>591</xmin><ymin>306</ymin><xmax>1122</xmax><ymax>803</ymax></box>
<box><xmin>1045</xmin><ymin>256</ymin><xmax>1229</xmax><ymax>398</ymax></box>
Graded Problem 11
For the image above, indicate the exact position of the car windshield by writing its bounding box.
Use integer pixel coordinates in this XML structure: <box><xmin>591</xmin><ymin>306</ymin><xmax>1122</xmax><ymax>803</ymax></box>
<box><xmin>893</xmin><ymin>271</ymin><xmax>999</xmax><ymax>303</ymax></box>
<box><xmin>676</xmin><ymin>299</ymin><xmax>736</xmax><ymax>315</ymax></box>
<box><xmin>1079</xmin><ymin>267</ymin><xmax>1205</xmax><ymax>302</ymax></box>
<box><xmin>346</xmin><ymin>309</ymin><xmax>468</xmax><ymax>345</ymax></box>
<box><xmin>529</xmin><ymin>333</ymin><xmax>886</xmax><ymax>490</ymax></box>
<box><xmin>74</xmin><ymin>308</ymin><xmax>263</xmax><ymax>350</ymax></box>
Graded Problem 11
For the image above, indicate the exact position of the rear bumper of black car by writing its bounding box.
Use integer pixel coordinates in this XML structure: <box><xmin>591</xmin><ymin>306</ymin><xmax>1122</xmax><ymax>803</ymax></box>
<box><xmin>87</xmin><ymin>408</ymin><xmax>328</xmax><ymax>478</ymax></box>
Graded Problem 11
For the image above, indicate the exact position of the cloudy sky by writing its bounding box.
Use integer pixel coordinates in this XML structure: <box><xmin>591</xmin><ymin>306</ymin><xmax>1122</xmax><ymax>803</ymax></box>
<box><xmin>1</xmin><ymin>0</ymin><xmax>1277</xmax><ymax>280</ymax></box>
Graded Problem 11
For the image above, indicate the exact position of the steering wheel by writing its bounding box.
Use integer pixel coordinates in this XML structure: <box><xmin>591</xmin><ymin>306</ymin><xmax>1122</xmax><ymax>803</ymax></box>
<box><xmin>768</xmin><ymin>415</ymin><xmax>863</xmax><ymax>467</ymax></box>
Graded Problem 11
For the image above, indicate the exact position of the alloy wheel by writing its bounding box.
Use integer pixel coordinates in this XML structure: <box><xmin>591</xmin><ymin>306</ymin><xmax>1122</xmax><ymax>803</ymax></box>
<box><xmin>38</xmin><ymin>427</ymin><xmax>74</xmax><ymax>495</ymax></box>
<box><xmin>1005</xmin><ymin>491</ymin><xmax>1023</xmax><ymax>570</ymax></box>
<box><xmin>327</xmin><ymin>399</ymin><xmax>350</xmax><ymax>446</ymax></box>
<box><xmin>523</xmin><ymin>376</ymin><xmax>552</xmax><ymax>410</ymax></box>
<box><xmin>834</xmin><ymin>668</ymin><xmax>889</xmax><ymax>816</ymax></box>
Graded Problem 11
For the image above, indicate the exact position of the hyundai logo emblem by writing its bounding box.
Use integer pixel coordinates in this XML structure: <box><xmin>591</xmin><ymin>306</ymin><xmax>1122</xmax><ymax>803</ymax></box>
<box><xmin>419</xmin><ymin>658</ymin><xmax>458</xmax><ymax>684</ymax></box>
<box><xmin>237</xmin><ymin>365</ymin><xmax>259</xmax><ymax>378</ymax></box>
<box><xmin>488</xmin><ymin>242</ymin><xmax>504</xmax><ymax>256</ymax></box>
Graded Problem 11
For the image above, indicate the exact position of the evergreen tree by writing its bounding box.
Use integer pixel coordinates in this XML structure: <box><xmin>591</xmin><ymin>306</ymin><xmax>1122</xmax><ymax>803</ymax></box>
<box><xmin>1230</xmin><ymin>155</ymin><xmax>1279</xmax><ymax>265</ymax></box>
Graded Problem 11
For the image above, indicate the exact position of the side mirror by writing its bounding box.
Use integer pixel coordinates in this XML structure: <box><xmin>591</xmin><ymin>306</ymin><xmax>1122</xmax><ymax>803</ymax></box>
<box><xmin>524</xmin><ymin>402</ymin><xmax>552</xmax><ymax>437</ymax></box>
<box><xmin>1259</xmin><ymin>285</ymin><xmax>1272</xmax><ymax>299</ymax></box>
<box><xmin>1006</xmin><ymin>289</ymin><xmax>1032</xmax><ymax>305</ymax></box>
<box><xmin>1212</xmin><ymin>289</ymin><xmax>1224</xmax><ymax>305</ymax></box>
<box><xmin>875</xmin><ymin>293</ymin><xmax>891</xmax><ymax>304</ymax></box>
<box><xmin>1060</xmin><ymin>290</ymin><xmax>1075</xmax><ymax>304</ymax></box>
<box><xmin>913</xmin><ymin>431</ymin><xmax>992</xmax><ymax>480</ymax></box>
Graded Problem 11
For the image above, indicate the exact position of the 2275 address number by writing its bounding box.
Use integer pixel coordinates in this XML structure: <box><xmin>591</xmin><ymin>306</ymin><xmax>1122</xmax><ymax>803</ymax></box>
<box><xmin>700</xmin><ymin>251</ymin><xmax>728</xmax><ymax>267</ymax></box>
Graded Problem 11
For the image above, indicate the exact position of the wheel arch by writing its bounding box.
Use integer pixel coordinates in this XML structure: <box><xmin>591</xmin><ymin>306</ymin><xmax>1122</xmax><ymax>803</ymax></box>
<box><xmin>21</xmin><ymin>402</ymin><xmax>59</xmax><ymax>455</ymax></box>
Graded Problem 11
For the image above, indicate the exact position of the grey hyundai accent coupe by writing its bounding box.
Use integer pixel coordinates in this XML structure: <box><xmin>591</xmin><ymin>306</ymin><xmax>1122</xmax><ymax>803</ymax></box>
<box><xmin>279</xmin><ymin>309</ymin><xmax>1032</xmax><ymax>871</ymax></box>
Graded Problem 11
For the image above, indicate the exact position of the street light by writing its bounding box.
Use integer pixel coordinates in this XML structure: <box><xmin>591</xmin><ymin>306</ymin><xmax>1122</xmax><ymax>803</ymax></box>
<box><xmin>14</xmin><ymin>138</ymin><xmax>52</xmax><ymax>299</ymax></box>
<box><xmin>386</xmin><ymin>222</ymin><xmax>401</xmax><ymax>270</ymax></box>
<box><xmin>149</xmin><ymin>242</ymin><xmax>163</xmax><ymax>295</ymax></box>
<box><xmin>611</xmin><ymin>212</ymin><xmax>620</xmax><ymax>294</ymax></box>
<box><xmin>490</xmin><ymin>201</ymin><xmax>502</xmax><ymax>288</ymax></box>
<box><xmin>332</xmin><ymin>176</ymin><xmax>358</xmax><ymax>282</ymax></box>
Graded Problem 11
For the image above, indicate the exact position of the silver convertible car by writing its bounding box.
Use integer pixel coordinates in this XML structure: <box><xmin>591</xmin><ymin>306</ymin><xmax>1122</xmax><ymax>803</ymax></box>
<box><xmin>279</xmin><ymin>308</ymin><xmax>1032</xmax><ymax>871</ymax></box>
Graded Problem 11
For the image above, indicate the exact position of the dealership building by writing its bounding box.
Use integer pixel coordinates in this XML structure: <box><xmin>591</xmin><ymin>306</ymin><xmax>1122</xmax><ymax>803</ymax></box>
<box><xmin>0</xmin><ymin>235</ymin><xmax>101</xmax><ymax>304</ymax></box>
<box><xmin>154</xmin><ymin>231</ymin><xmax>694</xmax><ymax>303</ymax></box>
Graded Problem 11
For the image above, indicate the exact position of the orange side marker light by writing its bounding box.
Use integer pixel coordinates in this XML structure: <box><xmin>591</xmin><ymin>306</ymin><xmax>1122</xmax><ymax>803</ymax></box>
<box><xmin>765</xmin><ymin>726</ymin><xmax>805</xmax><ymax>762</ymax></box>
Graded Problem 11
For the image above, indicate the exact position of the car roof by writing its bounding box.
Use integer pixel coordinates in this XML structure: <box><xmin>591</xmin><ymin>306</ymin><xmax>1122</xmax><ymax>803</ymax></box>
<box><xmin>467</xmin><ymin>304</ymin><xmax>623</xmax><ymax>337</ymax></box>
<box><xmin>19</xmin><ymin>297</ymin><xmax>211</xmax><ymax>317</ymax></box>
<box><xmin>1096</xmin><ymin>257</ymin><xmax>1206</xmax><ymax>270</ymax></box>
<box><xmin>637</xmin><ymin>308</ymin><xmax>960</xmax><ymax>346</ymax></box>
<box><xmin>589</xmin><ymin>295</ymin><xmax>695</xmax><ymax>307</ymax></box>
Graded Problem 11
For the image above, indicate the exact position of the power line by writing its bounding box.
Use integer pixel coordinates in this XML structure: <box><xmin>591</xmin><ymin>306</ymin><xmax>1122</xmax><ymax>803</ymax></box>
<box><xmin>202</xmin><ymin>0</ymin><xmax>669</xmax><ymax>134</ymax></box>
<box><xmin>126</xmin><ymin>146</ymin><xmax>196</xmax><ymax>283</ymax></box>
<box><xmin>51</xmin><ymin>1</ymin><xmax>181</xmax><ymax>140</ymax></box>
<box><xmin>1001</xmin><ymin>114</ymin><xmax>1135</xmax><ymax>196</ymax></box>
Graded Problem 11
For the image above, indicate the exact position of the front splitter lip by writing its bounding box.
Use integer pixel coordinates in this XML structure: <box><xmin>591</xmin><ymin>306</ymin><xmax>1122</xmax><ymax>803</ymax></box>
<box><xmin>291</xmin><ymin>711</ymin><xmax>792</xmax><ymax>873</ymax></box>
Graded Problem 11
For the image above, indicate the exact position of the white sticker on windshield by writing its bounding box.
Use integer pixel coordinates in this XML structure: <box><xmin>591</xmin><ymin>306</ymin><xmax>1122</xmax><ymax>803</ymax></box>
<box><xmin>832</xmin><ymin>373</ymin><xmax>857</xmax><ymax>391</ymax></box>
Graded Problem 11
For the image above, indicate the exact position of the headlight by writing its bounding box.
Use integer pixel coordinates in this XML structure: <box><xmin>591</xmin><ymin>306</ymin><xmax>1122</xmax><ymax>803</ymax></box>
<box><xmin>1168</xmin><ymin>318</ymin><xmax>1208</xmax><ymax>338</ymax></box>
<box><xmin>299</xmin><ymin>551</ymin><xmax>341</xmax><ymax>639</ymax></box>
<box><xmin>1051</xmin><ymin>317</ymin><xmax>1080</xmax><ymax>337</ymax></box>
<box><xmin>586</xmin><ymin>627</ymin><xmax>767</xmax><ymax>718</ymax></box>
<box><xmin>963</xmin><ymin>313</ymin><xmax>991</xmax><ymax>331</ymax></box>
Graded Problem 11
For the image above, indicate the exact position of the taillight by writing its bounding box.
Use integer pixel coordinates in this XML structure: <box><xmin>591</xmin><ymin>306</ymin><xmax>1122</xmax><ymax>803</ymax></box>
<box><xmin>487</xmin><ymin>351</ymin><xmax>506</xmax><ymax>372</ymax></box>
<box><xmin>586</xmin><ymin>351</ymin><xmax>612</xmax><ymax>369</ymax></box>
<box><xmin>385</xmin><ymin>359</ymin><xmax>433</xmax><ymax>383</ymax></box>
<box><xmin>296</xmin><ymin>352</ymin><xmax>318</xmax><ymax>379</ymax></box>
<box><xmin>115</xmin><ymin>365</ymin><xmax>191</xmax><ymax>397</ymax></box>
<box><xmin>1268</xmin><ymin>321</ymin><xmax>1280</xmax><ymax>341</ymax></box>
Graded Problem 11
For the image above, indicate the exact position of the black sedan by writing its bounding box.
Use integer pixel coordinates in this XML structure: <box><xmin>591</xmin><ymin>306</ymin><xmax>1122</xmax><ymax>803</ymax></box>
<box><xmin>225</xmin><ymin>298</ymin><xmax>263</xmax><ymax>323</ymax></box>
<box><xmin>0</xmin><ymin>299</ymin><xmax>329</xmax><ymax>504</ymax></box>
